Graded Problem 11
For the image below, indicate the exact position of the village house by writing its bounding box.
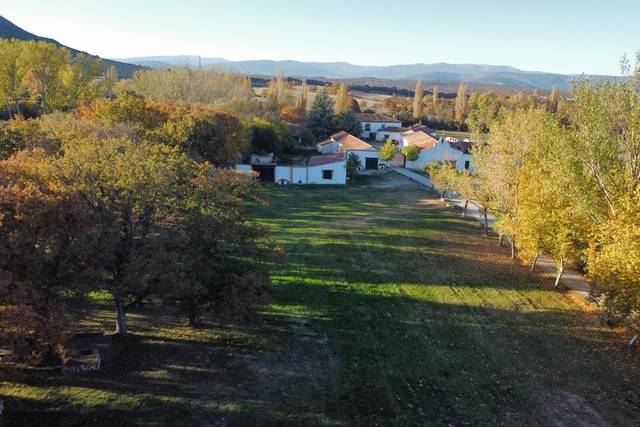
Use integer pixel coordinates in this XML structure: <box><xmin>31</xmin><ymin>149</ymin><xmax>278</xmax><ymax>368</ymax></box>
<box><xmin>235</xmin><ymin>152</ymin><xmax>347</xmax><ymax>185</ymax></box>
<box><xmin>275</xmin><ymin>152</ymin><xmax>347</xmax><ymax>185</ymax></box>
<box><xmin>401</xmin><ymin>126</ymin><xmax>474</xmax><ymax>172</ymax></box>
<box><xmin>317</xmin><ymin>131</ymin><xmax>381</xmax><ymax>170</ymax></box>
<box><xmin>354</xmin><ymin>113</ymin><xmax>402</xmax><ymax>140</ymax></box>
<box><xmin>375</xmin><ymin>125</ymin><xmax>409</xmax><ymax>143</ymax></box>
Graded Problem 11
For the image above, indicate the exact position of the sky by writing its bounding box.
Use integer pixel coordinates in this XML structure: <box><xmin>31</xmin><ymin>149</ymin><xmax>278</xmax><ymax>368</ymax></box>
<box><xmin>2</xmin><ymin>0</ymin><xmax>638</xmax><ymax>75</ymax></box>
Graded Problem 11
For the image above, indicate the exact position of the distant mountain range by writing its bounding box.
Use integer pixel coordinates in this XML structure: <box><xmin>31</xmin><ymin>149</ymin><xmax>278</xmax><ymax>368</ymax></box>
<box><xmin>0</xmin><ymin>14</ymin><xmax>622</xmax><ymax>91</ymax></box>
<box><xmin>0</xmin><ymin>15</ymin><xmax>143</xmax><ymax>78</ymax></box>
<box><xmin>117</xmin><ymin>56</ymin><xmax>623</xmax><ymax>91</ymax></box>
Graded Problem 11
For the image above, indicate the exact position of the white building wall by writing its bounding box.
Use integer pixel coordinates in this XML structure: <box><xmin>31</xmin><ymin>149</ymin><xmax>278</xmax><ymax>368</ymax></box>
<box><xmin>307</xmin><ymin>163</ymin><xmax>346</xmax><ymax>184</ymax></box>
<box><xmin>376</xmin><ymin>130</ymin><xmax>405</xmax><ymax>142</ymax></box>
<box><xmin>317</xmin><ymin>141</ymin><xmax>339</xmax><ymax>154</ymax></box>
<box><xmin>405</xmin><ymin>142</ymin><xmax>475</xmax><ymax>172</ymax></box>
<box><xmin>360</xmin><ymin>121</ymin><xmax>402</xmax><ymax>139</ymax></box>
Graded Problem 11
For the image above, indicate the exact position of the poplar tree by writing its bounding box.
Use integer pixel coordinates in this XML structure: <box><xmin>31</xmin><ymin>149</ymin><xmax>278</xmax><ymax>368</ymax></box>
<box><xmin>455</xmin><ymin>82</ymin><xmax>468</xmax><ymax>126</ymax></box>
<box><xmin>413</xmin><ymin>80</ymin><xmax>424</xmax><ymax>118</ymax></box>
<box><xmin>335</xmin><ymin>83</ymin><xmax>353</xmax><ymax>114</ymax></box>
<box><xmin>548</xmin><ymin>85</ymin><xmax>559</xmax><ymax>113</ymax></box>
<box><xmin>432</xmin><ymin>85</ymin><xmax>440</xmax><ymax>115</ymax></box>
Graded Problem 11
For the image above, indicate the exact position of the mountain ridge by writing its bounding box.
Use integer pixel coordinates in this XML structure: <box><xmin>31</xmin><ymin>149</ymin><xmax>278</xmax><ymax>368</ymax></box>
<box><xmin>118</xmin><ymin>56</ymin><xmax>622</xmax><ymax>91</ymax></box>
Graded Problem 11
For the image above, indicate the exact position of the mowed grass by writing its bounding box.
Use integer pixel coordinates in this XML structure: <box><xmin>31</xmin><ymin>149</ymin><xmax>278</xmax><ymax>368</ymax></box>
<box><xmin>2</xmin><ymin>174</ymin><xmax>639</xmax><ymax>426</ymax></box>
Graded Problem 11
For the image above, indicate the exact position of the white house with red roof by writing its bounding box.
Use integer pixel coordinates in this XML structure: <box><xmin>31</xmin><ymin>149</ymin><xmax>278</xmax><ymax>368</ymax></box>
<box><xmin>401</xmin><ymin>126</ymin><xmax>474</xmax><ymax>172</ymax></box>
<box><xmin>354</xmin><ymin>113</ymin><xmax>402</xmax><ymax>140</ymax></box>
<box><xmin>274</xmin><ymin>152</ymin><xmax>347</xmax><ymax>185</ymax></box>
<box><xmin>376</xmin><ymin>125</ymin><xmax>409</xmax><ymax>143</ymax></box>
<box><xmin>317</xmin><ymin>131</ymin><xmax>382</xmax><ymax>170</ymax></box>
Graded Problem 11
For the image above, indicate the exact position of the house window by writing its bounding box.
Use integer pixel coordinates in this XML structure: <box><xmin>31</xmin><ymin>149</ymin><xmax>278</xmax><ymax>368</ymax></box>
<box><xmin>322</xmin><ymin>170</ymin><xmax>333</xmax><ymax>180</ymax></box>
<box><xmin>364</xmin><ymin>123</ymin><xmax>371</xmax><ymax>131</ymax></box>
<box><xmin>384</xmin><ymin>134</ymin><xmax>390</xmax><ymax>140</ymax></box>
<box><xmin>464</xmin><ymin>160</ymin><xmax>470</xmax><ymax>170</ymax></box>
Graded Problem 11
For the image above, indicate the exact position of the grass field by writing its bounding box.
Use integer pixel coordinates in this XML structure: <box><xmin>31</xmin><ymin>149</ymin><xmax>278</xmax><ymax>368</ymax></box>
<box><xmin>2</xmin><ymin>174</ymin><xmax>639</xmax><ymax>426</ymax></box>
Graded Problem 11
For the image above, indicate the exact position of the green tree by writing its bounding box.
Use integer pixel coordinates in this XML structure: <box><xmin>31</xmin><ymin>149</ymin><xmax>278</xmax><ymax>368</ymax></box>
<box><xmin>61</xmin><ymin>53</ymin><xmax>104</xmax><ymax>108</ymax></box>
<box><xmin>466</xmin><ymin>91</ymin><xmax>501</xmax><ymax>134</ymax></box>
<box><xmin>346</xmin><ymin>152</ymin><xmax>361</xmax><ymax>181</ymax></box>
<box><xmin>334</xmin><ymin>110</ymin><xmax>362</xmax><ymax>136</ymax></box>
<box><xmin>379</xmin><ymin>139</ymin><xmax>397</xmax><ymax>162</ymax></box>
<box><xmin>162</xmin><ymin>166</ymin><xmax>271</xmax><ymax>326</ymax></box>
<box><xmin>0</xmin><ymin>39</ymin><xmax>27</xmax><ymax>117</ymax></box>
<box><xmin>305</xmin><ymin>90</ymin><xmax>335</xmax><ymax>140</ymax></box>
<box><xmin>22</xmin><ymin>41</ymin><xmax>70</xmax><ymax>113</ymax></box>
<box><xmin>402</xmin><ymin>144</ymin><xmax>421</xmax><ymax>162</ymax></box>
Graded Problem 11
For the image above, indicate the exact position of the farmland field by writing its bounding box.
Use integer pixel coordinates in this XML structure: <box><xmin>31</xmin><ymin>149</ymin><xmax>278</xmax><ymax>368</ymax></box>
<box><xmin>1</xmin><ymin>173</ymin><xmax>639</xmax><ymax>426</ymax></box>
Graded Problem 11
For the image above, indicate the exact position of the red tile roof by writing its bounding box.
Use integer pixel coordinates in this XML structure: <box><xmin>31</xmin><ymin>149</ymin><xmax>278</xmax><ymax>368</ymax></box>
<box><xmin>403</xmin><ymin>131</ymin><xmax>439</xmax><ymax>149</ymax></box>
<box><xmin>307</xmin><ymin>152</ymin><xmax>345</xmax><ymax>167</ymax></box>
<box><xmin>318</xmin><ymin>131</ymin><xmax>373</xmax><ymax>151</ymax></box>
<box><xmin>379</xmin><ymin>126</ymin><xmax>409</xmax><ymax>133</ymax></box>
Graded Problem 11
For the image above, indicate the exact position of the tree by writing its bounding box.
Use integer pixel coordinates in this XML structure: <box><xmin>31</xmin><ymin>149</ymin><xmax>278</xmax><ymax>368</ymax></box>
<box><xmin>472</xmin><ymin>108</ymin><xmax>548</xmax><ymax>258</ymax></box>
<box><xmin>161</xmin><ymin>166</ymin><xmax>271</xmax><ymax>326</ymax></box>
<box><xmin>245</xmin><ymin>118</ymin><xmax>279</xmax><ymax>154</ymax></box>
<box><xmin>432</xmin><ymin>86</ymin><xmax>440</xmax><ymax>115</ymax></box>
<box><xmin>22</xmin><ymin>41</ymin><xmax>70</xmax><ymax>113</ymax></box>
<box><xmin>455</xmin><ymin>82</ymin><xmax>468</xmax><ymax>127</ymax></box>
<box><xmin>402</xmin><ymin>144</ymin><xmax>421</xmax><ymax>162</ymax></box>
<box><xmin>100</xmin><ymin>65</ymin><xmax>118</xmax><ymax>99</ymax></box>
<box><xmin>295</xmin><ymin>80</ymin><xmax>309</xmax><ymax>113</ymax></box>
<box><xmin>413</xmin><ymin>80</ymin><xmax>424</xmax><ymax>118</ymax></box>
<box><xmin>56</xmin><ymin>138</ymin><xmax>194</xmax><ymax>335</ymax></box>
<box><xmin>346</xmin><ymin>152</ymin><xmax>361</xmax><ymax>181</ymax></box>
<box><xmin>61</xmin><ymin>53</ymin><xmax>104</xmax><ymax>108</ymax></box>
<box><xmin>548</xmin><ymin>85</ymin><xmax>559</xmax><ymax>113</ymax></box>
<box><xmin>305</xmin><ymin>90</ymin><xmax>335</xmax><ymax>140</ymax></box>
<box><xmin>0</xmin><ymin>150</ymin><xmax>93</xmax><ymax>362</ymax></box>
<box><xmin>335</xmin><ymin>83</ymin><xmax>353</xmax><ymax>114</ymax></box>
<box><xmin>334</xmin><ymin>110</ymin><xmax>362</xmax><ymax>136</ymax></box>
<box><xmin>0</xmin><ymin>39</ymin><xmax>27</xmax><ymax>117</ymax></box>
<box><xmin>466</xmin><ymin>91</ymin><xmax>501</xmax><ymax>134</ymax></box>
<box><xmin>379</xmin><ymin>139</ymin><xmax>397</xmax><ymax>162</ymax></box>
<box><xmin>423</xmin><ymin>161</ymin><xmax>458</xmax><ymax>198</ymax></box>
<box><xmin>266</xmin><ymin>73</ymin><xmax>289</xmax><ymax>111</ymax></box>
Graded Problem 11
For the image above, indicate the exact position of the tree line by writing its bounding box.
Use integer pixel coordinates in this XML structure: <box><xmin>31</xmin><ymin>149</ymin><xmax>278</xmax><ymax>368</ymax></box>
<box><xmin>0</xmin><ymin>88</ymin><xmax>281</xmax><ymax>365</ymax></box>
<box><xmin>426</xmin><ymin>55</ymin><xmax>640</xmax><ymax>341</ymax></box>
<box><xmin>0</xmin><ymin>39</ymin><xmax>117</xmax><ymax>116</ymax></box>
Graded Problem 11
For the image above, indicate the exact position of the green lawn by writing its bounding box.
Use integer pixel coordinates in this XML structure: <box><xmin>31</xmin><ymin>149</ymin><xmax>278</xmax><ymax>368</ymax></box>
<box><xmin>2</xmin><ymin>175</ymin><xmax>639</xmax><ymax>426</ymax></box>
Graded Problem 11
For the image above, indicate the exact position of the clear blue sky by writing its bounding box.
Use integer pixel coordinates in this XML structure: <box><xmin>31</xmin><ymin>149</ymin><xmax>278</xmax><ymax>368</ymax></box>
<box><xmin>3</xmin><ymin>0</ymin><xmax>638</xmax><ymax>75</ymax></box>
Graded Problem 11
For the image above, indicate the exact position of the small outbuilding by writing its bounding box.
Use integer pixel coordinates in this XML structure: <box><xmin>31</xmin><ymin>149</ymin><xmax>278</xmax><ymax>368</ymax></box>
<box><xmin>317</xmin><ymin>131</ymin><xmax>381</xmax><ymax>170</ymax></box>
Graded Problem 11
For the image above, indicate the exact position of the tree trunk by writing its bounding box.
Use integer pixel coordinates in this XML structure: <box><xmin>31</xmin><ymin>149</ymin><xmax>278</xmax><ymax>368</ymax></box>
<box><xmin>187</xmin><ymin>306</ymin><xmax>199</xmax><ymax>328</ymax></box>
<box><xmin>483</xmin><ymin>207</ymin><xmax>489</xmax><ymax>236</ymax></box>
<box><xmin>462</xmin><ymin>200</ymin><xmax>469</xmax><ymax>217</ymax></box>
<box><xmin>510</xmin><ymin>239</ymin><xmax>517</xmax><ymax>260</ymax></box>
<box><xmin>554</xmin><ymin>260</ymin><xmax>567</xmax><ymax>289</ymax></box>
<box><xmin>114</xmin><ymin>296</ymin><xmax>128</xmax><ymax>336</ymax></box>
<box><xmin>440</xmin><ymin>190</ymin><xmax>446</xmax><ymax>199</ymax></box>
<box><xmin>531</xmin><ymin>253</ymin><xmax>540</xmax><ymax>272</ymax></box>
<box><xmin>628</xmin><ymin>334</ymin><xmax>639</xmax><ymax>347</ymax></box>
<box><xmin>499</xmin><ymin>234</ymin><xmax>505</xmax><ymax>247</ymax></box>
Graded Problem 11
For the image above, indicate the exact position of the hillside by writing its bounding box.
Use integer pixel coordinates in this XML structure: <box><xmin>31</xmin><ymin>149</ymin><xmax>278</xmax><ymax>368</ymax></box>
<box><xmin>0</xmin><ymin>15</ymin><xmax>143</xmax><ymax>78</ymax></box>
<box><xmin>121</xmin><ymin>56</ymin><xmax>624</xmax><ymax>91</ymax></box>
